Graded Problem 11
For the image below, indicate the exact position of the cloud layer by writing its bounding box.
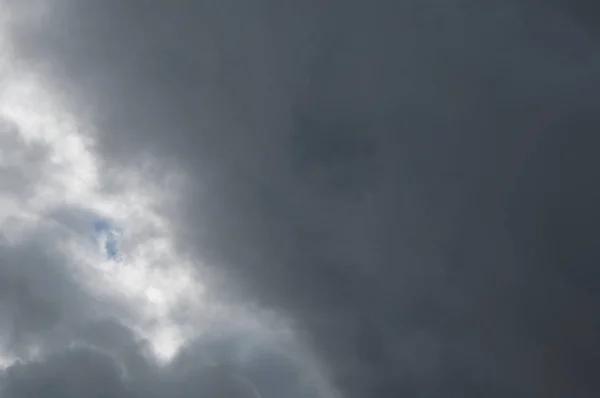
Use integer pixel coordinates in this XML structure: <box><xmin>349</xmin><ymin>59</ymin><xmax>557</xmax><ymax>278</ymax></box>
<box><xmin>1</xmin><ymin>1</ymin><xmax>600</xmax><ymax>397</ymax></box>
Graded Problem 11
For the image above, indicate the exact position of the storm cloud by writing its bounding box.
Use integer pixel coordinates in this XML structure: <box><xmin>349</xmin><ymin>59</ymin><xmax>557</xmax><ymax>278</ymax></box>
<box><xmin>1</xmin><ymin>1</ymin><xmax>600</xmax><ymax>397</ymax></box>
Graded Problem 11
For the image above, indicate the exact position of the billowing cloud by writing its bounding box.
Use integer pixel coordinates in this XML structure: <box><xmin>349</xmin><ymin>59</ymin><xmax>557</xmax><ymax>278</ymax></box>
<box><xmin>1</xmin><ymin>1</ymin><xmax>600</xmax><ymax>397</ymax></box>
<box><xmin>1</xmin><ymin>317</ymin><xmax>326</xmax><ymax>398</ymax></box>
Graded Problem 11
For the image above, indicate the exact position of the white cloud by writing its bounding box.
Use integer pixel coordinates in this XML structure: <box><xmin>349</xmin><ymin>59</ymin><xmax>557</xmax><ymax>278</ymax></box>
<box><xmin>0</xmin><ymin>11</ymin><xmax>202</xmax><ymax>363</ymax></box>
<box><xmin>0</xmin><ymin>11</ymin><xmax>328</xmax><ymax>390</ymax></box>
<box><xmin>0</xmin><ymin>5</ymin><xmax>343</xmax><ymax>397</ymax></box>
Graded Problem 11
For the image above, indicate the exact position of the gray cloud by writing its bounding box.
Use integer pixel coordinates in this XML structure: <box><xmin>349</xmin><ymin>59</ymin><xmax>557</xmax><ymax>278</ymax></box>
<box><xmin>0</xmin><ymin>230</ymin><xmax>89</xmax><ymax>355</ymax></box>
<box><xmin>0</xmin><ymin>317</ymin><xmax>323</xmax><ymax>398</ymax></box>
<box><xmin>1</xmin><ymin>347</ymin><xmax>130</xmax><ymax>398</ymax></box>
<box><xmin>0</xmin><ymin>218</ymin><xmax>139</xmax><ymax>362</ymax></box>
<box><xmin>4</xmin><ymin>1</ymin><xmax>600</xmax><ymax>397</ymax></box>
<box><xmin>0</xmin><ymin>119</ymin><xmax>50</xmax><ymax>201</ymax></box>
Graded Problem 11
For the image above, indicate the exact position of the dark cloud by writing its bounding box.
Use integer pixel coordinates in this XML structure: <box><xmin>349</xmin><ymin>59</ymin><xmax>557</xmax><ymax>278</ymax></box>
<box><xmin>0</xmin><ymin>318</ymin><xmax>322</xmax><ymax>398</ymax></box>
<box><xmin>0</xmin><ymin>228</ymin><xmax>95</xmax><ymax>356</ymax></box>
<box><xmin>5</xmin><ymin>1</ymin><xmax>600</xmax><ymax>397</ymax></box>
<box><xmin>1</xmin><ymin>347</ymin><xmax>129</xmax><ymax>398</ymax></box>
<box><xmin>0</xmin><ymin>119</ymin><xmax>51</xmax><ymax>200</ymax></box>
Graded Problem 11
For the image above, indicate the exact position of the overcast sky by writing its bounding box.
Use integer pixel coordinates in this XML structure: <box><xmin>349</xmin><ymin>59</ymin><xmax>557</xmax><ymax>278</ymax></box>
<box><xmin>1</xmin><ymin>1</ymin><xmax>599</xmax><ymax>397</ymax></box>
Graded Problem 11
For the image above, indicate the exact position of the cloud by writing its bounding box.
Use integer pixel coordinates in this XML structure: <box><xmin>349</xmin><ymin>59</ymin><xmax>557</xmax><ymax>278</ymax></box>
<box><xmin>0</xmin><ymin>316</ymin><xmax>328</xmax><ymax>398</ymax></box>
<box><xmin>2</xmin><ymin>1</ymin><xmax>600</xmax><ymax>397</ymax></box>
<box><xmin>0</xmin><ymin>230</ymin><xmax>86</xmax><ymax>356</ymax></box>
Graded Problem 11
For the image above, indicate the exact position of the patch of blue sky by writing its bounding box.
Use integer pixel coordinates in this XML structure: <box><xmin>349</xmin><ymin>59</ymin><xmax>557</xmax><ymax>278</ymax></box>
<box><xmin>92</xmin><ymin>217</ymin><xmax>122</xmax><ymax>261</ymax></box>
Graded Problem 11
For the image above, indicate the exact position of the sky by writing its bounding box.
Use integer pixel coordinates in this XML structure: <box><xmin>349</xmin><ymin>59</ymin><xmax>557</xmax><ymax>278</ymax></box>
<box><xmin>0</xmin><ymin>1</ymin><xmax>599</xmax><ymax>397</ymax></box>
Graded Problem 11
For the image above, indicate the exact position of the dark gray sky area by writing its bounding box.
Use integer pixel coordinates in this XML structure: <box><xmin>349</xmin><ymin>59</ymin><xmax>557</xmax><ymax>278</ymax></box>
<box><xmin>1</xmin><ymin>1</ymin><xmax>599</xmax><ymax>397</ymax></box>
